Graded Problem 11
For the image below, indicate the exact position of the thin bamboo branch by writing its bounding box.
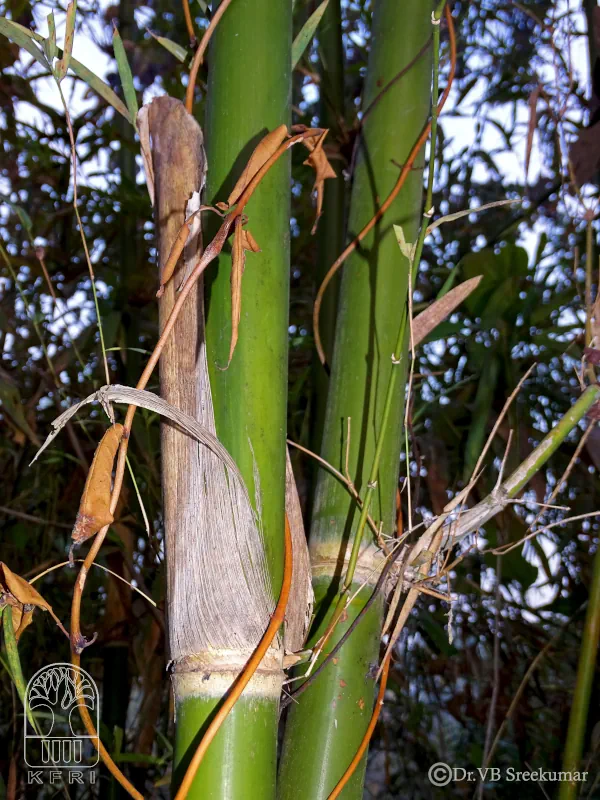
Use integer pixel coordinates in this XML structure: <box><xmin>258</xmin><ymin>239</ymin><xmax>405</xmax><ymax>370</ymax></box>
<box><xmin>559</xmin><ymin>544</ymin><xmax>600</xmax><ymax>798</ymax></box>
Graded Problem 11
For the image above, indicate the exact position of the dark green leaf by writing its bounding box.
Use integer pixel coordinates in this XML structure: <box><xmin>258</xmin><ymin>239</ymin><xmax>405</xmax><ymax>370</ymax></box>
<box><xmin>292</xmin><ymin>0</ymin><xmax>329</xmax><ymax>69</ymax></box>
<box><xmin>112</xmin><ymin>25</ymin><xmax>138</xmax><ymax>125</ymax></box>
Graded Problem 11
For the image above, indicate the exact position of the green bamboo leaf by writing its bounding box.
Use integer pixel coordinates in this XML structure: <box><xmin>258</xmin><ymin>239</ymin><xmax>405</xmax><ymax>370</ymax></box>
<box><xmin>463</xmin><ymin>355</ymin><xmax>500</xmax><ymax>482</ymax></box>
<box><xmin>112</xmin><ymin>25</ymin><xmax>138</xmax><ymax>124</ymax></box>
<box><xmin>0</xmin><ymin>17</ymin><xmax>50</xmax><ymax>69</ymax></box>
<box><xmin>394</xmin><ymin>224</ymin><xmax>416</xmax><ymax>263</ymax></box>
<box><xmin>291</xmin><ymin>0</ymin><xmax>329</xmax><ymax>69</ymax></box>
<box><xmin>44</xmin><ymin>11</ymin><xmax>58</xmax><ymax>61</ymax></box>
<box><xmin>0</xmin><ymin>195</ymin><xmax>33</xmax><ymax>235</ymax></box>
<box><xmin>0</xmin><ymin>18</ymin><xmax>131</xmax><ymax>121</ymax></box>
<box><xmin>1</xmin><ymin>606</ymin><xmax>39</xmax><ymax>734</ymax></box>
<box><xmin>148</xmin><ymin>30</ymin><xmax>188</xmax><ymax>63</ymax></box>
<box><xmin>63</xmin><ymin>51</ymin><xmax>131</xmax><ymax>121</ymax></box>
<box><xmin>437</xmin><ymin>263</ymin><xmax>460</xmax><ymax>298</ymax></box>
<box><xmin>0</xmin><ymin>370</ymin><xmax>40</xmax><ymax>446</ymax></box>
<box><xmin>54</xmin><ymin>0</ymin><xmax>77</xmax><ymax>82</ymax></box>
<box><xmin>1</xmin><ymin>605</ymin><xmax>27</xmax><ymax>706</ymax></box>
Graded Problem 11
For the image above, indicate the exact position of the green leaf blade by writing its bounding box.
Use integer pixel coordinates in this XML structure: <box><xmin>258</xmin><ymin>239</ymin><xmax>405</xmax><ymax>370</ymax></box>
<box><xmin>148</xmin><ymin>30</ymin><xmax>188</xmax><ymax>63</ymax></box>
<box><xmin>291</xmin><ymin>0</ymin><xmax>329</xmax><ymax>69</ymax></box>
<box><xmin>112</xmin><ymin>25</ymin><xmax>139</xmax><ymax>125</ymax></box>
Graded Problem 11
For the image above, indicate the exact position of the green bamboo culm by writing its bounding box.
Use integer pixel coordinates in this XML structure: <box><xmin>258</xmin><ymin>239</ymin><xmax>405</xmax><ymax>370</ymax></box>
<box><xmin>204</xmin><ymin>0</ymin><xmax>291</xmax><ymax>596</ymax></box>
<box><xmin>170</xmin><ymin>1</ymin><xmax>292</xmax><ymax>798</ymax></box>
<box><xmin>279</xmin><ymin>1</ymin><xmax>434</xmax><ymax>797</ymax></box>
<box><xmin>310</xmin><ymin>0</ymin><xmax>346</xmax><ymax>456</ymax></box>
<box><xmin>559</xmin><ymin>516</ymin><xmax>600</xmax><ymax>800</ymax></box>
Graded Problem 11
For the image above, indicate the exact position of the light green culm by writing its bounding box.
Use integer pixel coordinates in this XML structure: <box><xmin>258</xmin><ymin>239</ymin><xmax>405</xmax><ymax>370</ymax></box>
<box><xmin>170</xmin><ymin>0</ymin><xmax>292</xmax><ymax>798</ymax></box>
<box><xmin>279</xmin><ymin>1</ymin><xmax>435</xmax><ymax>797</ymax></box>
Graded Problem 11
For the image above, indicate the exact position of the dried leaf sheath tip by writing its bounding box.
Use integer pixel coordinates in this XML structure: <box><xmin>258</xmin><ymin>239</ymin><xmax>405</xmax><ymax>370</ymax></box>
<box><xmin>72</xmin><ymin>423</ymin><xmax>124</xmax><ymax>545</ymax></box>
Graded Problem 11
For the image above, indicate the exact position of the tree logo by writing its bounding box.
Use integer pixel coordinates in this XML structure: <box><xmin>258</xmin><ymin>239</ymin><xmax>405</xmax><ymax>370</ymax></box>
<box><xmin>24</xmin><ymin>663</ymin><xmax>99</xmax><ymax>769</ymax></box>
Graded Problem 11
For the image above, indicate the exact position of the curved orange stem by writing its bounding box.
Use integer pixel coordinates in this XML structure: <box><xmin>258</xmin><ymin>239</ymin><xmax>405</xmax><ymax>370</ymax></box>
<box><xmin>185</xmin><ymin>0</ymin><xmax>236</xmax><ymax>114</ymax></box>
<box><xmin>313</xmin><ymin>4</ymin><xmax>456</xmax><ymax>368</ymax></box>
<box><xmin>182</xmin><ymin>0</ymin><xmax>196</xmax><ymax>46</ymax></box>
<box><xmin>327</xmin><ymin>649</ymin><xmax>392</xmax><ymax>800</ymax></box>
<box><xmin>173</xmin><ymin>516</ymin><xmax>293</xmax><ymax>800</ymax></box>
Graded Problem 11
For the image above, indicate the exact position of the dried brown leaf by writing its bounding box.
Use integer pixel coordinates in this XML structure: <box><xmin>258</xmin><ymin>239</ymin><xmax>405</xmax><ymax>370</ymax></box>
<box><xmin>12</xmin><ymin>606</ymin><xmax>34</xmax><ymax>641</ymax></box>
<box><xmin>584</xmin><ymin>346</ymin><xmax>600</xmax><ymax>366</ymax></box>
<box><xmin>137</xmin><ymin>104</ymin><xmax>154</xmax><ymax>205</ymax></box>
<box><xmin>302</xmin><ymin>129</ymin><xmax>336</xmax><ymax>234</ymax></box>
<box><xmin>412</xmin><ymin>276</ymin><xmax>483</xmax><ymax>347</ymax></box>
<box><xmin>241</xmin><ymin>228</ymin><xmax>260</xmax><ymax>253</ymax></box>
<box><xmin>72</xmin><ymin>423</ymin><xmax>124</xmax><ymax>544</ymax></box>
<box><xmin>0</xmin><ymin>562</ymin><xmax>52</xmax><ymax>611</ymax></box>
<box><xmin>156</xmin><ymin>221</ymin><xmax>191</xmax><ymax>297</ymax></box>
<box><xmin>226</xmin><ymin>219</ymin><xmax>261</xmax><ymax>366</ymax></box>
<box><xmin>525</xmin><ymin>85</ymin><xmax>540</xmax><ymax>184</ymax></box>
<box><xmin>227</xmin><ymin>124</ymin><xmax>289</xmax><ymax>206</ymax></box>
<box><xmin>0</xmin><ymin>562</ymin><xmax>52</xmax><ymax>640</ymax></box>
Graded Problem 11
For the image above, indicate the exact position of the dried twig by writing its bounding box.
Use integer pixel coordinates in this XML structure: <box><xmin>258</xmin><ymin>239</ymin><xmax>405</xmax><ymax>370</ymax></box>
<box><xmin>286</xmin><ymin>438</ymin><xmax>381</xmax><ymax>538</ymax></box>
<box><xmin>182</xmin><ymin>0</ymin><xmax>196</xmax><ymax>47</ymax></box>
<box><xmin>313</xmin><ymin>4</ymin><xmax>456</xmax><ymax>368</ymax></box>
<box><xmin>185</xmin><ymin>0</ymin><xmax>236</xmax><ymax>114</ymax></box>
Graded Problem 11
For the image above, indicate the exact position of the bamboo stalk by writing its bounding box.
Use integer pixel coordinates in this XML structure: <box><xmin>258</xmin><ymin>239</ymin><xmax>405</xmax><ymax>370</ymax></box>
<box><xmin>310</xmin><ymin>0</ymin><xmax>346</xmax><ymax>456</ymax></box>
<box><xmin>204</xmin><ymin>0</ymin><xmax>291</xmax><ymax>595</ymax></box>
<box><xmin>559</xmin><ymin>528</ymin><xmax>600</xmax><ymax>799</ymax></box>
<box><xmin>279</xmin><ymin>2</ymin><xmax>434</xmax><ymax>797</ymax></box>
<box><xmin>176</xmin><ymin>1</ymin><xmax>293</xmax><ymax>797</ymax></box>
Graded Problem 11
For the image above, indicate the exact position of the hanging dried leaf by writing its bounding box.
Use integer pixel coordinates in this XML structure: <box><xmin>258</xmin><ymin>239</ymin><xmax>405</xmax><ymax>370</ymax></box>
<box><xmin>227</xmin><ymin>124</ymin><xmax>289</xmax><ymax>206</ymax></box>
<box><xmin>72</xmin><ymin>423</ymin><xmax>124</xmax><ymax>544</ymax></box>
<box><xmin>137</xmin><ymin>104</ymin><xmax>154</xmax><ymax>204</ymax></box>
<box><xmin>412</xmin><ymin>276</ymin><xmax>483</xmax><ymax>347</ymax></box>
<box><xmin>54</xmin><ymin>0</ymin><xmax>77</xmax><ymax>82</ymax></box>
<box><xmin>525</xmin><ymin>85</ymin><xmax>540</xmax><ymax>184</ymax></box>
<box><xmin>156</xmin><ymin>221</ymin><xmax>191</xmax><ymax>297</ymax></box>
<box><xmin>226</xmin><ymin>218</ymin><xmax>261</xmax><ymax>366</ymax></box>
<box><xmin>241</xmin><ymin>228</ymin><xmax>260</xmax><ymax>254</ymax></box>
<box><xmin>11</xmin><ymin>607</ymin><xmax>34</xmax><ymax>640</ymax></box>
<box><xmin>302</xmin><ymin>129</ymin><xmax>336</xmax><ymax>234</ymax></box>
<box><xmin>0</xmin><ymin>563</ymin><xmax>52</xmax><ymax>611</ymax></box>
<box><xmin>0</xmin><ymin>562</ymin><xmax>52</xmax><ymax>640</ymax></box>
